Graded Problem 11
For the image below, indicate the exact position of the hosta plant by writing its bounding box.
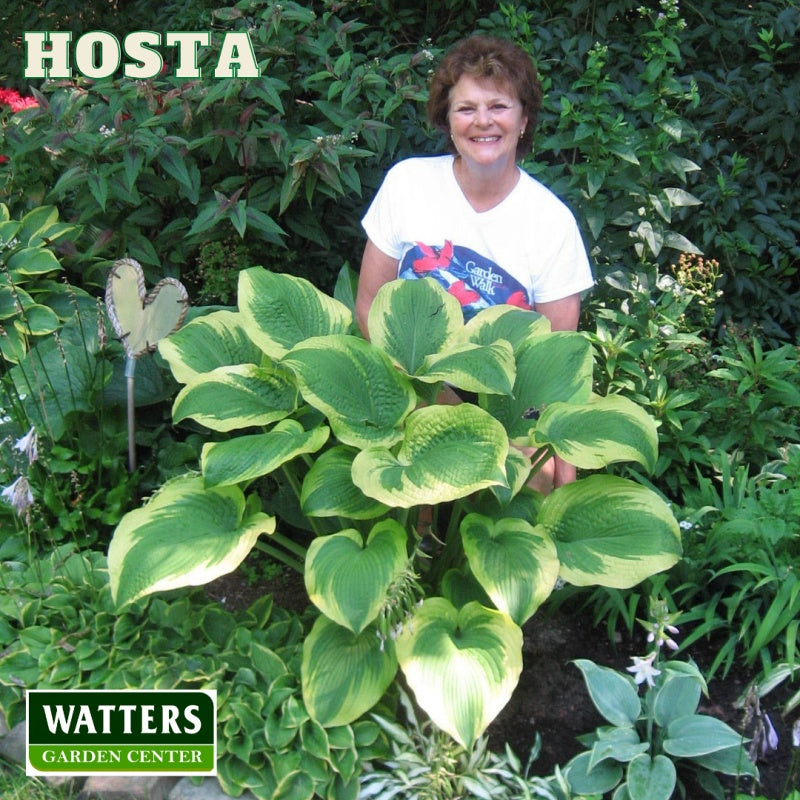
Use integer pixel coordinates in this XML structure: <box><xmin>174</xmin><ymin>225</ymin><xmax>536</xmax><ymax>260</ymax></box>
<box><xmin>107</xmin><ymin>267</ymin><xmax>682</xmax><ymax>748</ymax></box>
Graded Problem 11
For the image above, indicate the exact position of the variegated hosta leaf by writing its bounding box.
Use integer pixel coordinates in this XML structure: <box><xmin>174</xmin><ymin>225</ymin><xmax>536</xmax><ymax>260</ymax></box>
<box><xmin>490</xmin><ymin>446</ymin><xmax>533</xmax><ymax>507</ymax></box>
<box><xmin>367</xmin><ymin>278</ymin><xmax>463</xmax><ymax>374</ymax></box>
<box><xmin>540</xmin><ymin>475</ymin><xmax>682</xmax><ymax>588</ymax></box>
<box><xmin>172</xmin><ymin>363</ymin><xmax>298</xmax><ymax>432</ymax></box>
<box><xmin>300</xmin><ymin>446</ymin><xmax>388</xmax><ymax>520</ymax></box>
<box><xmin>305</xmin><ymin>520</ymin><xmax>408</xmax><ymax>634</ymax></box>
<box><xmin>238</xmin><ymin>267</ymin><xmax>352</xmax><ymax>359</ymax></box>
<box><xmin>302</xmin><ymin>615</ymin><xmax>397</xmax><ymax>727</ymax></box>
<box><xmin>158</xmin><ymin>309</ymin><xmax>262</xmax><ymax>384</ymax></box>
<box><xmin>486</xmin><ymin>332</ymin><xmax>594</xmax><ymax>438</ymax></box>
<box><xmin>282</xmin><ymin>334</ymin><xmax>417</xmax><ymax>449</ymax></box>
<box><xmin>460</xmin><ymin>513</ymin><xmax>560</xmax><ymax>625</ymax></box>
<box><xmin>463</xmin><ymin>304</ymin><xmax>550</xmax><ymax>352</ymax></box>
<box><xmin>533</xmin><ymin>394</ymin><xmax>658</xmax><ymax>472</ymax></box>
<box><xmin>108</xmin><ymin>475</ymin><xmax>274</xmax><ymax>607</ymax></box>
<box><xmin>396</xmin><ymin>598</ymin><xmax>523</xmax><ymax>749</ymax></box>
<box><xmin>201</xmin><ymin>419</ymin><xmax>329</xmax><ymax>487</ymax></box>
<box><xmin>416</xmin><ymin>341</ymin><xmax>515</xmax><ymax>395</ymax></box>
<box><xmin>352</xmin><ymin>404</ymin><xmax>509</xmax><ymax>508</ymax></box>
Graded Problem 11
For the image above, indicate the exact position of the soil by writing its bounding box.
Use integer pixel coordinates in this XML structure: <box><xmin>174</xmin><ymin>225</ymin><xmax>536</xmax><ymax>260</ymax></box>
<box><xmin>205</xmin><ymin>569</ymin><xmax>799</xmax><ymax>799</ymax></box>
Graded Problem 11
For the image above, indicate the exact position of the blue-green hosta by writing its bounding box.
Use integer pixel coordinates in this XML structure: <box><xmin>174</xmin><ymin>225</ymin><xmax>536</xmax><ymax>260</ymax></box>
<box><xmin>108</xmin><ymin>267</ymin><xmax>682</xmax><ymax>750</ymax></box>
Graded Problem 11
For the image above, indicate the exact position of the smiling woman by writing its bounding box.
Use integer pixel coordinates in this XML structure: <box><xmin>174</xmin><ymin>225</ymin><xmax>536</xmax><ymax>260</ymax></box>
<box><xmin>355</xmin><ymin>34</ymin><xmax>594</xmax><ymax>492</ymax></box>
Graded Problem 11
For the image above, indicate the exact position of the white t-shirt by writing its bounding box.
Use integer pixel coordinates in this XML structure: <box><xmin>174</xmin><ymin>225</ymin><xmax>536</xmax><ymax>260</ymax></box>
<box><xmin>361</xmin><ymin>155</ymin><xmax>593</xmax><ymax>320</ymax></box>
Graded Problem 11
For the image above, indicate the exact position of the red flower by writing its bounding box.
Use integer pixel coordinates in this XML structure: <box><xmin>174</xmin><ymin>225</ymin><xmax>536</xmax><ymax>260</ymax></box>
<box><xmin>0</xmin><ymin>88</ymin><xmax>38</xmax><ymax>112</ymax></box>
<box><xmin>412</xmin><ymin>240</ymin><xmax>454</xmax><ymax>273</ymax></box>
<box><xmin>448</xmin><ymin>280</ymin><xmax>480</xmax><ymax>305</ymax></box>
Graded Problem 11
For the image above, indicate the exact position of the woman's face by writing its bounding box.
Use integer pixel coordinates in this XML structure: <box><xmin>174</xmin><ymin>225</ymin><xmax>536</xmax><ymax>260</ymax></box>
<box><xmin>447</xmin><ymin>74</ymin><xmax>527</xmax><ymax>172</ymax></box>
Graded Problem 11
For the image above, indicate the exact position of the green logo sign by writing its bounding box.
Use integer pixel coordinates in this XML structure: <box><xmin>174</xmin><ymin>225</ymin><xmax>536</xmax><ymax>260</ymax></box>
<box><xmin>26</xmin><ymin>690</ymin><xmax>216</xmax><ymax>776</ymax></box>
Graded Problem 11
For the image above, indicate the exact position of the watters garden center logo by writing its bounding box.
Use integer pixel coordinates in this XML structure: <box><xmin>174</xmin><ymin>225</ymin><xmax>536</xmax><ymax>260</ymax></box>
<box><xmin>26</xmin><ymin>689</ymin><xmax>216</xmax><ymax>776</ymax></box>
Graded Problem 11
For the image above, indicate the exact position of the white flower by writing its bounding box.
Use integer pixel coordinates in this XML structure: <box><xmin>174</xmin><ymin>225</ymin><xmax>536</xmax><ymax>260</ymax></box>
<box><xmin>13</xmin><ymin>426</ymin><xmax>38</xmax><ymax>464</ymax></box>
<box><xmin>1</xmin><ymin>475</ymin><xmax>34</xmax><ymax>516</ymax></box>
<box><xmin>626</xmin><ymin>653</ymin><xmax>661</xmax><ymax>688</ymax></box>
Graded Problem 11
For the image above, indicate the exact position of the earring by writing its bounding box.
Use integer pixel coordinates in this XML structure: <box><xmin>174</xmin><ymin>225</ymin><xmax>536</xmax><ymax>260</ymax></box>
<box><xmin>519</xmin><ymin>129</ymin><xmax>525</xmax><ymax>138</ymax></box>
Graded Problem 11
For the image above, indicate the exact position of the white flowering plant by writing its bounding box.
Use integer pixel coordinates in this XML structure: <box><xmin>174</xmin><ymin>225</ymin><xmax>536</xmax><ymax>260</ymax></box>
<box><xmin>564</xmin><ymin>599</ymin><xmax>758</xmax><ymax>799</ymax></box>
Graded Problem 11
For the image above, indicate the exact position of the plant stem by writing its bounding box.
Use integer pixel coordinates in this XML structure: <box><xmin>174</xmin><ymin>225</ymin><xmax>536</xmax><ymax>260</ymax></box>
<box><xmin>254</xmin><ymin>539</ymin><xmax>305</xmax><ymax>574</ymax></box>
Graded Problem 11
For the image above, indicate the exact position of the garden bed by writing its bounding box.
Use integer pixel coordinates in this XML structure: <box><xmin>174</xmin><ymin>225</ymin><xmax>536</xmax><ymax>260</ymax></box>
<box><xmin>206</xmin><ymin>568</ymin><xmax>798</xmax><ymax>799</ymax></box>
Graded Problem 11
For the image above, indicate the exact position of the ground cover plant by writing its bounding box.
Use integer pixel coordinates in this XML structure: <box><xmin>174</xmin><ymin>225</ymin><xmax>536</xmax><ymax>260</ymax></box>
<box><xmin>1</xmin><ymin>0</ymin><xmax>799</xmax><ymax>798</ymax></box>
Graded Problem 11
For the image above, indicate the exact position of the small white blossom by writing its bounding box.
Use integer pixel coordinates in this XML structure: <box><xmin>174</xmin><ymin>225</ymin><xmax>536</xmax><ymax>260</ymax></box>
<box><xmin>14</xmin><ymin>426</ymin><xmax>38</xmax><ymax>464</ymax></box>
<box><xmin>627</xmin><ymin>652</ymin><xmax>661</xmax><ymax>687</ymax></box>
<box><xmin>679</xmin><ymin>520</ymin><xmax>693</xmax><ymax>530</ymax></box>
<box><xmin>1</xmin><ymin>475</ymin><xmax>34</xmax><ymax>517</ymax></box>
<box><xmin>98</xmin><ymin>124</ymin><xmax>115</xmax><ymax>137</ymax></box>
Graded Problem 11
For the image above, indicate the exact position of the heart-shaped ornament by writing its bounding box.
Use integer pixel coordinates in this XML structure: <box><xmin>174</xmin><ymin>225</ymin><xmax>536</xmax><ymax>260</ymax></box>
<box><xmin>106</xmin><ymin>258</ymin><xmax>189</xmax><ymax>357</ymax></box>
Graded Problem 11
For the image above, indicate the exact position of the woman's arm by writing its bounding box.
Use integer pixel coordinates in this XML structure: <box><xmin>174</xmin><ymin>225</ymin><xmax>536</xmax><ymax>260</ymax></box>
<box><xmin>355</xmin><ymin>239</ymin><xmax>399</xmax><ymax>338</ymax></box>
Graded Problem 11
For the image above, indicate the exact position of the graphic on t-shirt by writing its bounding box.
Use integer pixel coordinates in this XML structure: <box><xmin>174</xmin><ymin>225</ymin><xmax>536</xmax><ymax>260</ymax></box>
<box><xmin>399</xmin><ymin>241</ymin><xmax>532</xmax><ymax>320</ymax></box>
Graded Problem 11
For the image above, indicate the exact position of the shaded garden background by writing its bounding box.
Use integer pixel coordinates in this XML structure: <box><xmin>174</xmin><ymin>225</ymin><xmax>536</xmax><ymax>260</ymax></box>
<box><xmin>0</xmin><ymin>0</ymin><xmax>799</xmax><ymax>798</ymax></box>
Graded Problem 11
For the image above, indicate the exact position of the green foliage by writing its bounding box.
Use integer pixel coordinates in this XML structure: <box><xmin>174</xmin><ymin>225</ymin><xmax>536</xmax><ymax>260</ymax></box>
<box><xmin>564</xmin><ymin>603</ymin><xmax>757</xmax><ymax>800</ymax></box>
<box><xmin>0</xmin><ymin>541</ymin><xmax>380</xmax><ymax>799</ymax></box>
<box><xmin>107</xmin><ymin>268</ymin><xmax>680</xmax><ymax>750</ymax></box>
<box><xmin>360</xmin><ymin>688</ymin><xmax>570</xmax><ymax>800</ymax></box>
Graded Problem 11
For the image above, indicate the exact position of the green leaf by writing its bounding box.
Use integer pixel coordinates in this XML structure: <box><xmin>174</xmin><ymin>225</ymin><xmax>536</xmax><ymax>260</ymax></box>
<box><xmin>13</xmin><ymin>304</ymin><xmax>59</xmax><ymax>335</ymax></box>
<box><xmin>662</xmin><ymin>715</ymin><xmax>746</xmax><ymax>758</ymax></box>
<box><xmin>564</xmin><ymin>751</ymin><xmax>623</xmax><ymax>795</ymax></box>
<box><xmin>300</xmin><ymin>446</ymin><xmax>389</xmax><ymax>520</ymax></box>
<box><xmin>691</xmin><ymin>745</ymin><xmax>758</xmax><ymax>778</ymax></box>
<box><xmin>159</xmin><ymin>310</ymin><xmax>263</xmax><ymax>384</ymax></box>
<box><xmin>460</xmin><ymin>513</ymin><xmax>559</xmax><ymax>625</ymax></box>
<box><xmin>367</xmin><ymin>278</ymin><xmax>463</xmax><ymax>374</ymax></box>
<box><xmin>396</xmin><ymin>598</ymin><xmax>523</xmax><ymax>749</ymax></box>
<box><xmin>653</xmin><ymin>671</ymin><xmax>702</xmax><ymax>727</ymax></box>
<box><xmin>542</xmin><ymin>475</ymin><xmax>682</xmax><ymax>588</ymax></box>
<box><xmin>238</xmin><ymin>268</ymin><xmax>351</xmax><ymax>359</ymax></box>
<box><xmin>352</xmin><ymin>404</ymin><xmax>509</xmax><ymax>508</ymax></box>
<box><xmin>302</xmin><ymin>616</ymin><xmax>397</xmax><ymax>727</ymax></box>
<box><xmin>305</xmin><ymin>520</ymin><xmax>408</xmax><ymax>634</ymax></box>
<box><xmin>573</xmin><ymin>659</ymin><xmax>641</xmax><ymax>727</ymax></box>
<box><xmin>282</xmin><ymin>335</ymin><xmax>417</xmax><ymax>448</ymax></box>
<box><xmin>417</xmin><ymin>341</ymin><xmax>516</xmax><ymax>395</ymax></box>
<box><xmin>108</xmin><ymin>475</ymin><xmax>274</xmax><ymax>607</ymax></box>
<box><xmin>272</xmin><ymin>770</ymin><xmax>315</xmax><ymax>800</ymax></box>
<box><xmin>6</xmin><ymin>246</ymin><xmax>62</xmax><ymax>277</ymax></box>
<box><xmin>589</xmin><ymin>727</ymin><xmax>648</xmax><ymax>770</ymax></box>
<box><xmin>201</xmin><ymin>419</ymin><xmax>329</xmax><ymax>487</ymax></box>
<box><xmin>486</xmin><ymin>332</ymin><xmax>594</xmax><ymax>437</ymax></box>
<box><xmin>533</xmin><ymin>394</ymin><xmax>658</xmax><ymax>472</ymax></box>
<box><xmin>172</xmin><ymin>363</ymin><xmax>298</xmax><ymax>432</ymax></box>
<box><xmin>626</xmin><ymin>754</ymin><xmax>676</xmax><ymax>800</ymax></box>
<box><xmin>464</xmin><ymin>304</ymin><xmax>550</xmax><ymax>352</ymax></box>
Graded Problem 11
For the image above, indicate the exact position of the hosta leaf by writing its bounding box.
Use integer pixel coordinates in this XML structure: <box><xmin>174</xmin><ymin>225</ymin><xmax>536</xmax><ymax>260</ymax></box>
<box><xmin>396</xmin><ymin>598</ymin><xmax>523</xmax><ymax>749</ymax></box>
<box><xmin>172</xmin><ymin>363</ymin><xmax>297</xmax><ymax>432</ymax></box>
<box><xmin>367</xmin><ymin>278</ymin><xmax>462</xmax><ymax>374</ymax></box>
<box><xmin>490</xmin><ymin>445</ymin><xmax>533</xmax><ymax>507</ymax></box>
<box><xmin>201</xmin><ymin>419</ymin><xmax>329</xmax><ymax>487</ymax></box>
<box><xmin>282</xmin><ymin>334</ymin><xmax>416</xmax><ymax>448</ymax></box>
<box><xmin>566</xmin><ymin>757</ymin><xmax>623</xmax><ymax>798</ymax></box>
<box><xmin>238</xmin><ymin>267</ymin><xmax>352</xmax><ymax>359</ymax></box>
<box><xmin>302</xmin><ymin>616</ymin><xmax>397</xmax><ymax>727</ymax></box>
<box><xmin>626</xmin><ymin>754</ymin><xmax>676</xmax><ymax>800</ymax></box>
<box><xmin>486</xmin><ymin>332</ymin><xmax>593</xmax><ymax>437</ymax></box>
<box><xmin>159</xmin><ymin>310</ymin><xmax>263</xmax><ymax>384</ymax></box>
<box><xmin>463</xmin><ymin>304</ymin><xmax>550</xmax><ymax>352</ymax></box>
<box><xmin>305</xmin><ymin>520</ymin><xmax>408</xmax><ymax>634</ymax></box>
<box><xmin>541</xmin><ymin>475</ymin><xmax>681</xmax><ymax>588</ymax></box>
<box><xmin>662</xmin><ymin>714</ymin><xmax>746</xmax><ymax>758</ymax></box>
<box><xmin>533</xmin><ymin>394</ymin><xmax>658</xmax><ymax>472</ymax></box>
<box><xmin>7</xmin><ymin>246</ymin><xmax>62</xmax><ymax>277</ymax></box>
<box><xmin>573</xmin><ymin>659</ymin><xmax>641</xmax><ymax>727</ymax></box>
<box><xmin>417</xmin><ymin>341</ymin><xmax>515</xmax><ymax>395</ymax></box>
<box><xmin>300</xmin><ymin>446</ymin><xmax>388</xmax><ymax>519</ymax></box>
<box><xmin>108</xmin><ymin>475</ymin><xmax>274</xmax><ymax>607</ymax></box>
<box><xmin>352</xmin><ymin>404</ymin><xmax>508</xmax><ymax>508</ymax></box>
<box><xmin>12</xmin><ymin>303</ymin><xmax>60</xmax><ymax>336</ymax></box>
<box><xmin>460</xmin><ymin>513</ymin><xmax>559</xmax><ymax>625</ymax></box>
